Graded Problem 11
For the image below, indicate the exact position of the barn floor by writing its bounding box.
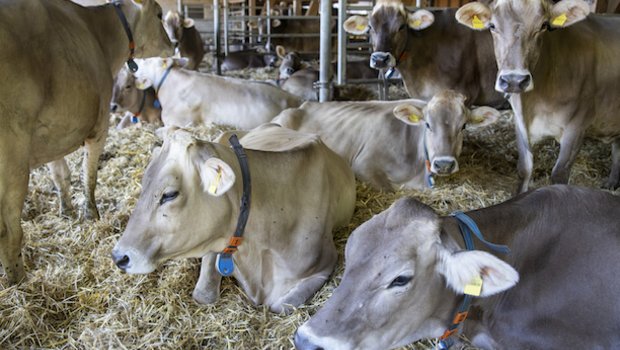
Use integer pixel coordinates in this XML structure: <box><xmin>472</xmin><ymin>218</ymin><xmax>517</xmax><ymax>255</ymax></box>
<box><xmin>1</xmin><ymin>67</ymin><xmax>617</xmax><ymax>349</ymax></box>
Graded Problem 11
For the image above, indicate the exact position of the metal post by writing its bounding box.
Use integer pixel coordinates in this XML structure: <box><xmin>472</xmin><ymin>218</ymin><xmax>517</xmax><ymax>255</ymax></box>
<box><xmin>177</xmin><ymin>0</ymin><xmax>182</xmax><ymax>13</ymax></box>
<box><xmin>337</xmin><ymin>0</ymin><xmax>347</xmax><ymax>85</ymax></box>
<box><xmin>213</xmin><ymin>0</ymin><xmax>221</xmax><ymax>75</ymax></box>
<box><xmin>224</xmin><ymin>0</ymin><xmax>229</xmax><ymax>56</ymax></box>
<box><xmin>319</xmin><ymin>0</ymin><xmax>333</xmax><ymax>101</ymax></box>
<box><xmin>266</xmin><ymin>0</ymin><xmax>272</xmax><ymax>48</ymax></box>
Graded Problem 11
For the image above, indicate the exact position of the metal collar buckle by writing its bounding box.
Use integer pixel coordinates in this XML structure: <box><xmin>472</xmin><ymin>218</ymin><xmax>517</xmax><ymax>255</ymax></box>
<box><xmin>112</xmin><ymin>2</ymin><xmax>138</xmax><ymax>72</ymax></box>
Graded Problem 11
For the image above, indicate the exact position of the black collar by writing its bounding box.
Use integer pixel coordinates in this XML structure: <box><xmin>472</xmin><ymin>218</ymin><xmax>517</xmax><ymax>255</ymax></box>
<box><xmin>112</xmin><ymin>2</ymin><xmax>138</xmax><ymax>72</ymax></box>
<box><xmin>216</xmin><ymin>134</ymin><xmax>252</xmax><ymax>276</ymax></box>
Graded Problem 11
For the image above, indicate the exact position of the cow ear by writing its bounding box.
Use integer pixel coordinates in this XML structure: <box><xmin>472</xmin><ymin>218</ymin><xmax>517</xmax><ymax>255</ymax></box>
<box><xmin>135</xmin><ymin>77</ymin><xmax>153</xmax><ymax>90</ymax></box>
<box><xmin>393</xmin><ymin>104</ymin><xmax>425</xmax><ymax>126</ymax></box>
<box><xmin>183</xmin><ymin>18</ymin><xmax>195</xmax><ymax>28</ymax></box>
<box><xmin>456</xmin><ymin>2</ymin><xmax>492</xmax><ymax>30</ymax></box>
<box><xmin>549</xmin><ymin>0</ymin><xmax>590</xmax><ymax>28</ymax></box>
<box><xmin>408</xmin><ymin>10</ymin><xmax>435</xmax><ymax>30</ymax></box>
<box><xmin>276</xmin><ymin>45</ymin><xmax>287</xmax><ymax>59</ymax></box>
<box><xmin>199</xmin><ymin>158</ymin><xmax>236</xmax><ymax>197</ymax></box>
<box><xmin>172</xmin><ymin>57</ymin><xmax>190</xmax><ymax>68</ymax></box>
<box><xmin>343</xmin><ymin>15</ymin><xmax>369</xmax><ymax>35</ymax></box>
<box><xmin>467</xmin><ymin>106</ymin><xmax>500</xmax><ymax>129</ymax></box>
<box><xmin>438</xmin><ymin>249</ymin><xmax>519</xmax><ymax>297</ymax></box>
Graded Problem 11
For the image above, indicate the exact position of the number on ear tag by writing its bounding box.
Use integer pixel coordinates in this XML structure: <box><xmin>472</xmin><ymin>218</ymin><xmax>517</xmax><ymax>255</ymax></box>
<box><xmin>464</xmin><ymin>275</ymin><xmax>483</xmax><ymax>296</ymax></box>
<box><xmin>552</xmin><ymin>13</ymin><xmax>567</xmax><ymax>27</ymax></box>
<box><xmin>472</xmin><ymin>15</ymin><xmax>485</xmax><ymax>29</ymax></box>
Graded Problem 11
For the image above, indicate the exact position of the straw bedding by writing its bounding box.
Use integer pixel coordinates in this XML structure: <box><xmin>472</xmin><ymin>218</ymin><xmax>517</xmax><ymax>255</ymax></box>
<box><xmin>1</xmin><ymin>66</ymin><xmax>617</xmax><ymax>350</ymax></box>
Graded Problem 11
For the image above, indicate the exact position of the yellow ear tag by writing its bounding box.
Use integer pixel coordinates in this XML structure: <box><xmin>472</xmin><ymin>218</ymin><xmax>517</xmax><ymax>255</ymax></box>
<box><xmin>412</xmin><ymin>19</ymin><xmax>422</xmax><ymax>28</ymax></box>
<box><xmin>408</xmin><ymin>114</ymin><xmax>421</xmax><ymax>123</ymax></box>
<box><xmin>208</xmin><ymin>167</ymin><xmax>223</xmax><ymax>195</ymax></box>
<box><xmin>356</xmin><ymin>24</ymin><xmax>366</xmax><ymax>31</ymax></box>
<box><xmin>472</xmin><ymin>15</ymin><xmax>485</xmax><ymax>29</ymax></box>
<box><xmin>552</xmin><ymin>13</ymin><xmax>567</xmax><ymax>27</ymax></box>
<box><xmin>134</xmin><ymin>0</ymin><xmax>143</xmax><ymax>3</ymax></box>
<box><xmin>464</xmin><ymin>275</ymin><xmax>483</xmax><ymax>296</ymax></box>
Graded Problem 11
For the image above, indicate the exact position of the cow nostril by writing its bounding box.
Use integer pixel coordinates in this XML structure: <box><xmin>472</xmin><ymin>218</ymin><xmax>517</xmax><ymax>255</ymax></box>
<box><xmin>110</xmin><ymin>104</ymin><xmax>118</xmax><ymax>112</ymax></box>
<box><xmin>286</xmin><ymin>68</ymin><xmax>295</xmax><ymax>75</ymax></box>
<box><xmin>518</xmin><ymin>74</ymin><xmax>531</xmax><ymax>90</ymax></box>
<box><xmin>433</xmin><ymin>159</ymin><xmax>456</xmax><ymax>173</ymax></box>
<box><xmin>112</xmin><ymin>252</ymin><xmax>130</xmax><ymax>270</ymax></box>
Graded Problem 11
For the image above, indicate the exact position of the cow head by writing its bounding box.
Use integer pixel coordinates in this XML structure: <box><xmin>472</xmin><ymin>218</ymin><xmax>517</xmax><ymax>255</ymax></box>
<box><xmin>163</xmin><ymin>10</ymin><xmax>195</xmax><ymax>47</ymax></box>
<box><xmin>276</xmin><ymin>45</ymin><xmax>303</xmax><ymax>79</ymax></box>
<box><xmin>343</xmin><ymin>0</ymin><xmax>434</xmax><ymax>70</ymax></box>
<box><xmin>133</xmin><ymin>57</ymin><xmax>188</xmax><ymax>90</ymax></box>
<box><xmin>121</xmin><ymin>0</ymin><xmax>174</xmax><ymax>58</ymax></box>
<box><xmin>294</xmin><ymin>197</ymin><xmax>519</xmax><ymax>350</ymax></box>
<box><xmin>111</xmin><ymin>65</ymin><xmax>138</xmax><ymax>113</ymax></box>
<box><xmin>392</xmin><ymin>91</ymin><xmax>500</xmax><ymax>176</ymax></box>
<box><xmin>111</xmin><ymin>127</ymin><xmax>238</xmax><ymax>274</ymax></box>
<box><xmin>456</xmin><ymin>0</ymin><xmax>590</xmax><ymax>93</ymax></box>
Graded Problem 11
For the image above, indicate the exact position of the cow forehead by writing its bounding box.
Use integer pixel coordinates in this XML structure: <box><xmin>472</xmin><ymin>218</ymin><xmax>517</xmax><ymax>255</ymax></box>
<box><xmin>492</xmin><ymin>0</ymin><xmax>549</xmax><ymax>19</ymax></box>
<box><xmin>425</xmin><ymin>93</ymin><xmax>467</xmax><ymax>122</ymax></box>
<box><xmin>372</xmin><ymin>0</ymin><xmax>407</xmax><ymax>17</ymax></box>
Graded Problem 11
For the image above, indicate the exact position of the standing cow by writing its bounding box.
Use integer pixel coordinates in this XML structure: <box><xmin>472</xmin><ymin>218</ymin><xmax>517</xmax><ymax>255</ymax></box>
<box><xmin>273</xmin><ymin>90</ymin><xmax>500</xmax><ymax>190</ymax></box>
<box><xmin>456</xmin><ymin>0</ymin><xmax>620</xmax><ymax>192</ymax></box>
<box><xmin>111</xmin><ymin>125</ymin><xmax>356</xmax><ymax>313</ymax></box>
<box><xmin>343</xmin><ymin>0</ymin><xmax>506</xmax><ymax>108</ymax></box>
<box><xmin>132</xmin><ymin>57</ymin><xmax>302</xmax><ymax>129</ymax></box>
<box><xmin>0</xmin><ymin>0</ymin><xmax>172</xmax><ymax>285</ymax></box>
<box><xmin>295</xmin><ymin>185</ymin><xmax>620</xmax><ymax>350</ymax></box>
<box><xmin>163</xmin><ymin>10</ymin><xmax>205</xmax><ymax>70</ymax></box>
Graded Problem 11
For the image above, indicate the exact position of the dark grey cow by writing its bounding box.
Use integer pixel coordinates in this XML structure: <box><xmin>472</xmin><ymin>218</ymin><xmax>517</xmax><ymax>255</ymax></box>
<box><xmin>343</xmin><ymin>0</ymin><xmax>506</xmax><ymax>108</ymax></box>
<box><xmin>295</xmin><ymin>185</ymin><xmax>620</xmax><ymax>350</ymax></box>
<box><xmin>163</xmin><ymin>10</ymin><xmax>205</xmax><ymax>70</ymax></box>
<box><xmin>456</xmin><ymin>0</ymin><xmax>620</xmax><ymax>192</ymax></box>
<box><xmin>221</xmin><ymin>48</ymin><xmax>278</xmax><ymax>72</ymax></box>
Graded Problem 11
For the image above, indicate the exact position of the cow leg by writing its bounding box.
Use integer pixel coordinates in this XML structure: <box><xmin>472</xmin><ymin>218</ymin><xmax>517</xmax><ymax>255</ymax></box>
<box><xmin>511</xmin><ymin>96</ymin><xmax>533</xmax><ymax>194</ymax></box>
<box><xmin>551</xmin><ymin>127</ymin><xmax>585</xmax><ymax>185</ymax></box>
<box><xmin>192</xmin><ymin>253</ymin><xmax>222</xmax><ymax>304</ymax></box>
<box><xmin>81</xmin><ymin>130</ymin><xmax>107</xmax><ymax>220</ymax></box>
<box><xmin>47</xmin><ymin>158</ymin><xmax>75</xmax><ymax>217</ymax></box>
<box><xmin>271</xmin><ymin>273</ymin><xmax>331</xmax><ymax>314</ymax></box>
<box><xmin>603</xmin><ymin>138</ymin><xmax>620</xmax><ymax>189</ymax></box>
<box><xmin>0</xmin><ymin>152</ymin><xmax>30</xmax><ymax>284</ymax></box>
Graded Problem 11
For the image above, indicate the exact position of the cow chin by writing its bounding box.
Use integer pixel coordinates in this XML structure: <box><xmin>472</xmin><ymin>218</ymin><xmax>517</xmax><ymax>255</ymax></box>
<box><xmin>294</xmin><ymin>326</ymin><xmax>357</xmax><ymax>350</ymax></box>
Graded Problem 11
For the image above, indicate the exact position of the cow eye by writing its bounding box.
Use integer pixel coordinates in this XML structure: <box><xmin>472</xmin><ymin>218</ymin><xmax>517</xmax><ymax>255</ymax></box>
<box><xmin>388</xmin><ymin>275</ymin><xmax>413</xmax><ymax>288</ymax></box>
<box><xmin>159</xmin><ymin>191</ymin><xmax>179</xmax><ymax>205</ymax></box>
<box><xmin>462</xmin><ymin>123</ymin><xmax>467</xmax><ymax>130</ymax></box>
<box><xmin>157</xmin><ymin>11</ymin><xmax>163</xmax><ymax>20</ymax></box>
<box><xmin>425</xmin><ymin>122</ymin><xmax>431</xmax><ymax>130</ymax></box>
<box><xmin>488</xmin><ymin>22</ymin><xmax>496</xmax><ymax>31</ymax></box>
<box><xmin>540</xmin><ymin>22</ymin><xmax>549</xmax><ymax>32</ymax></box>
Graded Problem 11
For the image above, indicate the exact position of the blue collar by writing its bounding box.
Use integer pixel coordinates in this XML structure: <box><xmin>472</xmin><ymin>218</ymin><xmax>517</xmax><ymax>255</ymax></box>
<box><xmin>437</xmin><ymin>212</ymin><xmax>510</xmax><ymax>349</ymax></box>
<box><xmin>153</xmin><ymin>64</ymin><xmax>174</xmax><ymax>109</ymax></box>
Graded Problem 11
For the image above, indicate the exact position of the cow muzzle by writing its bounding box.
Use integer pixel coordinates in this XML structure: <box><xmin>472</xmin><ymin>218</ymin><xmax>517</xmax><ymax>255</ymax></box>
<box><xmin>294</xmin><ymin>330</ymin><xmax>324</xmax><ymax>350</ymax></box>
<box><xmin>431</xmin><ymin>156</ymin><xmax>459</xmax><ymax>176</ymax></box>
<box><xmin>111</xmin><ymin>249</ymin><xmax>130</xmax><ymax>271</ymax></box>
<box><xmin>110</xmin><ymin>102</ymin><xmax>119</xmax><ymax>113</ymax></box>
<box><xmin>496</xmin><ymin>71</ymin><xmax>533</xmax><ymax>93</ymax></box>
<box><xmin>370</xmin><ymin>52</ymin><xmax>395</xmax><ymax>69</ymax></box>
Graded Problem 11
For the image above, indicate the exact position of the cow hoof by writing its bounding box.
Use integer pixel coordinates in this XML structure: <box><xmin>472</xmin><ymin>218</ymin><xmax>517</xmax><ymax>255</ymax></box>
<box><xmin>192</xmin><ymin>288</ymin><xmax>219</xmax><ymax>305</ymax></box>
<box><xmin>601</xmin><ymin>178</ymin><xmax>620</xmax><ymax>190</ymax></box>
<box><xmin>60</xmin><ymin>205</ymin><xmax>76</xmax><ymax>219</ymax></box>
<box><xmin>82</xmin><ymin>206</ymin><xmax>100</xmax><ymax>221</ymax></box>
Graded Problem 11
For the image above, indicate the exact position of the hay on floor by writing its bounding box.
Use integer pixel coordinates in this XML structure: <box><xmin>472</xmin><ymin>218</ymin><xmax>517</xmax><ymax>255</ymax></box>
<box><xmin>1</xmin><ymin>74</ymin><xmax>617</xmax><ymax>350</ymax></box>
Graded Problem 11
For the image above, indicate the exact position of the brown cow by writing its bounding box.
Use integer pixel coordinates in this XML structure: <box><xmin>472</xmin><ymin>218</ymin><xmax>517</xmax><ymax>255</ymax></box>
<box><xmin>163</xmin><ymin>10</ymin><xmax>205</xmax><ymax>70</ymax></box>
<box><xmin>0</xmin><ymin>0</ymin><xmax>172</xmax><ymax>285</ymax></box>
<box><xmin>343</xmin><ymin>0</ymin><xmax>506</xmax><ymax>108</ymax></box>
<box><xmin>456</xmin><ymin>0</ymin><xmax>620</xmax><ymax>192</ymax></box>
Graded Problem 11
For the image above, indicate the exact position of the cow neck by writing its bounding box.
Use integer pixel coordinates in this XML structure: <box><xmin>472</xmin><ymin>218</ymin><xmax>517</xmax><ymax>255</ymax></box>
<box><xmin>112</xmin><ymin>1</ymin><xmax>138</xmax><ymax>72</ymax></box>
<box><xmin>153</xmin><ymin>64</ymin><xmax>174</xmax><ymax>109</ymax></box>
<box><xmin>385</xmin><ymin>28</ymin><xmax>409</xmax><ymax>79</ymax></box>
<box><xmin>422</xmin><ymin>126</ymin><xmax>434</xmax><ymax>188</ymax></box>
<box><xmin>129</xmin><ymin>89</ymin><xmax>148</xmax><ymax>124</ymax></box>
<box><xmin>215</xmin><ymin>134</ymin><xmax>252</xmax><ymax>277</ymax></box>
<box><xmin>436</xmin><ymin>212</ymin><xmax>510</xmax><ymax>350</ymax></box>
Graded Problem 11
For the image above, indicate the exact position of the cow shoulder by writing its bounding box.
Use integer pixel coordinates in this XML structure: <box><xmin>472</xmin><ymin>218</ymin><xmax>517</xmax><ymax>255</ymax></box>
<box><xmin>237</xmin><ymin>123</ymin><xmax>321</xmax><ymax>153</ymax></box>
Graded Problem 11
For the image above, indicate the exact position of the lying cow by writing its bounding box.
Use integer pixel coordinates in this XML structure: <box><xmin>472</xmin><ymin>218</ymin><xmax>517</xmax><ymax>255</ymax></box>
<box><xmin>0</xmin><ymin>0</ymin><xmax>172</xmax><ymax>285</ymax></box>
<box><xmin>276</xmin><ymin>46</ymin><xmax>377</xmax><ymax>101</ymax></box>
<box><xmin>111</xmin><ymin>124</ymin><xmax>356</xmax><ymax>313</ymax></box>
<box><xmin>163</xmin><ymin>10</ymin><xmax>205</xmax><ymax>70</ymax></box>
<box><xmin>456</xmin><ymin>0</ymin><xmax>620</xmax><ymax>192</ymax></box>
<box><xmin>343</xmin><ymin>0</ymin><xmax>506</xmax><ymax>108</ymax></box>
<box><xmin>221</xmin><ymin>47</ymin><xmax>278</xmax><ymax>71</ymax></box>
<box><xmin>295</xmin><ymin>185</ymin><xmax>620</xmax><ymax>350</ymax></box>
<box><xmin>132</xmin><ymin>57</ymin><xmax>302</xmax><ymax>129</ymax></box>
<box><xmin>111</xmin><ymin>66</ymin><xmax>162</xmax><ymax>128</ymax></box>
<box><xmin>272</xmin><ymin>90</ymin><xmax>500</xmax><ymax>190</ymax></box>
